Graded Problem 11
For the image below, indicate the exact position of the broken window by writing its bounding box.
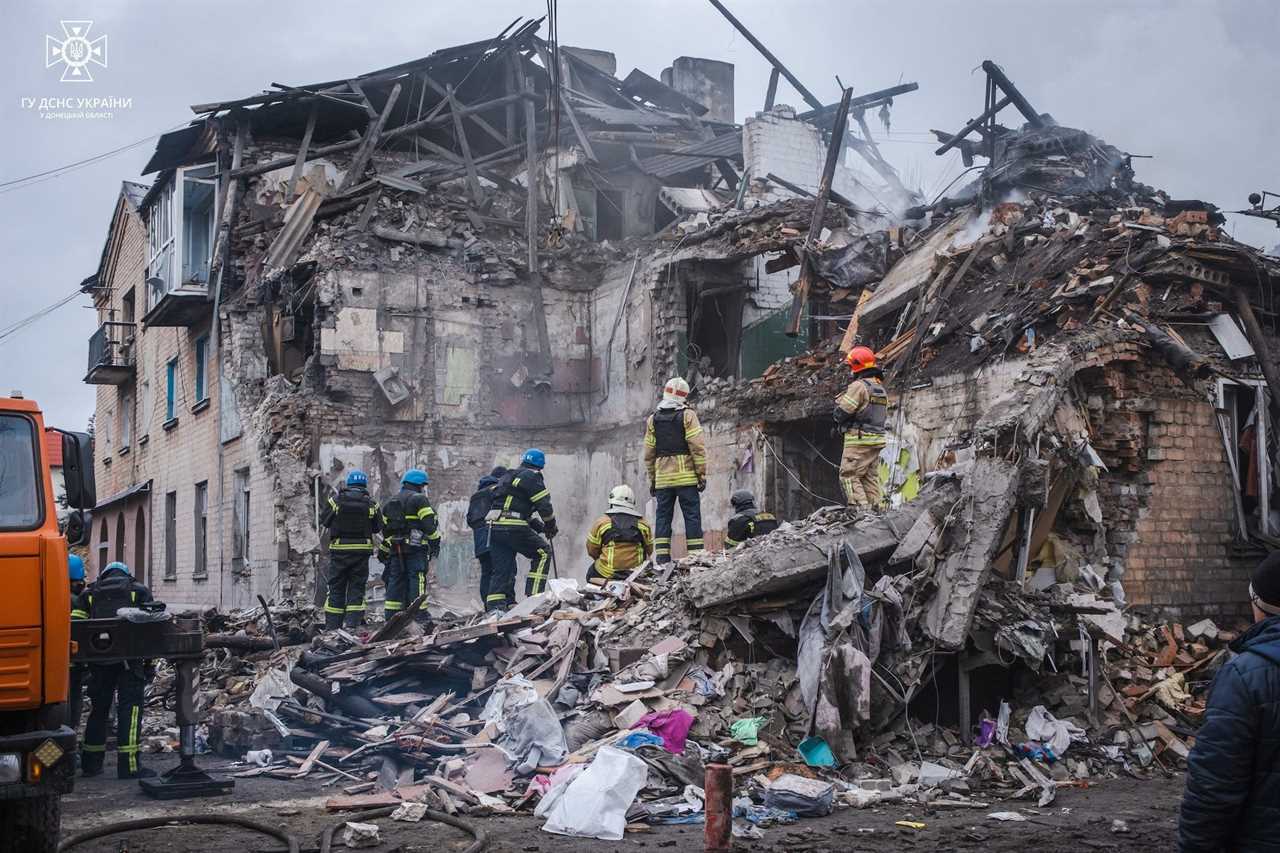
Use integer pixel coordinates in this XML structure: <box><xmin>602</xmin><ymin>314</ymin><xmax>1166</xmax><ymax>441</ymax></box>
<box><xmin>1218</xmin><ymin>379</ymin><xmax>1275</xmax><ymax>537</ymax></box>
<box><xmin>122</xmin><ymin>288</ymin><xmax>135</xmax><ymax>325</ymax></box>
<box><xmin>232</xmin><ymin>467</ymin><xmax>250</xmax><ymax>571</ymax></box>
<box><xmin>146</xmin><ymin>164</ymin><xmax>217</xmax><ymax>301</ymax></box>
<box><xmin>164</xmin><ymin>491</ymin><xmax>177</xmax><ymax>580</ymax></box>
<box><xmin>193</xmin><ymin>480</ymin><xmax>208</xmax><ymax>579</ymax></box>
<box><xmin>682</xmin><ymin>261</ymin><xmax>747</xmax><ymax>381</ymax></box>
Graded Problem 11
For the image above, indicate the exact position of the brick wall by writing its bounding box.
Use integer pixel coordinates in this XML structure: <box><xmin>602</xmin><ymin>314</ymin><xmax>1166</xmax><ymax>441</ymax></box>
<box><xmin>1080</xmin><ymin>359</ymin><xmax>1251</xmax><ymax>619</ymax></box>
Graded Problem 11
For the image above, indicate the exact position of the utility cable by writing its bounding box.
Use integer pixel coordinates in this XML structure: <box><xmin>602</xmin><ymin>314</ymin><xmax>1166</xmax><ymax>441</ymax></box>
<box><xmin>0</xmin><ymin>288</ymin><xmax>84</xmax><ymax>345</ymax></box>
<box><xmin>0</xmin><ymin>122</ymin><xmax>188</xmax><ymax>195</ymax></box>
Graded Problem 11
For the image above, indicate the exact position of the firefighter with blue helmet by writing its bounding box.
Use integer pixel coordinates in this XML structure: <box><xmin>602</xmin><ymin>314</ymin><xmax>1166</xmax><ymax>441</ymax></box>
<box><xmin>467</xmin><ymin>466</ymin><xmax>508</xmax><ymax>612</ymax></box>
<box><xmin>71</xmin><ymin>561</ymin><xmax>156</xmax><ymax>778</ymax></box>
<box><xmin>377</xmin><ymin>468</ymin><xmax>441</xmax><ymax>621</ymax></box>
<box><xmin>319</xmin><ymin>469</ymin><xmax>381</xmax><ymax>629</ymax></box>
<box><xmin>486</xmin><ymin>449</ymin><xmax>557</xmax><ymax>611</ymax></box>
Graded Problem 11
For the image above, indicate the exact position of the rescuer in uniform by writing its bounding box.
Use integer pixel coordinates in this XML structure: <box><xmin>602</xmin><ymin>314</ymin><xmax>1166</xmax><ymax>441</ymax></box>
<box><xmin>71</xmin><ymin>561</ymin><xmax>155</xmax><ymax>778</ymax></box>
<box><xmin>834</xmin><ymin>346</ymin><xmax>888</xmax><ymax>509</ymax></box>
<box><xmin>467</xmin><ymin>466</ymin><xmax>508</xmax><ymax>611</ymax></box>
<box><xmin>67</xmin><ymin>555</ymin><xmax>87</xmax><ymax>737</ymax></box>
<box><xmin>585</xmin><ymin>485</ymin><xmax>653</xmax><ymax>584</ymax></box>
<box><xmin>724</xmin><ymin>489</ymin><xmax>779</xmax><ymax>548</ymax></box>
<box><xmin>644</xmin><ymin>376</ymin><xmax>707</xmax><ymax>563</ymax></box>
<box><xmin>378</xmin><ymin>468</ymin><xmax>441</xmax><ymax>620</ymax></box>
<box><xmin>486</xmin><ymin>449</ymin><xmax>557</xmax><ymax>611</ymax></box>
<box><xmin>320</xmin><ymin>470</ymin><xmax>381</xmax><ymax>629</ymax></box>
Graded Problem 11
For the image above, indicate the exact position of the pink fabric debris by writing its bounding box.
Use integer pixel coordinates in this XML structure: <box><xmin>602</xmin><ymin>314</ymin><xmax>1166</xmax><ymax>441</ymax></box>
<box><xmin>631</xmin><ymin>709</ymin><xmax>695</xmax><ymax>754</ymax></box>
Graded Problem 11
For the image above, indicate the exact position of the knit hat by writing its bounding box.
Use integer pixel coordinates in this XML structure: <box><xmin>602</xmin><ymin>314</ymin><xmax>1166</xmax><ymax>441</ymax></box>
<box><xmin>1250</xmin><ymin>551</ymin><xmax>1280</xmax><ymax>615</ymax></box>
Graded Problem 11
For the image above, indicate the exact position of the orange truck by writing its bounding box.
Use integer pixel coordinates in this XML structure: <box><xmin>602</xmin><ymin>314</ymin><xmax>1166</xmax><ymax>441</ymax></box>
<box><xmin>0</xmin><ymin>395</ymin><xmax>95</xmax><ymax>851</ymax></box>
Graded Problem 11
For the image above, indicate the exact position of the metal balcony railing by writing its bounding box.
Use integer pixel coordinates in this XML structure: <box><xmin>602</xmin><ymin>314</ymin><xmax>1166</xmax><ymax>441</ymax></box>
<box><xmin>86</xmin><ymin>321</ymin><xmax>136</xmax><ymax>375</ymax></box>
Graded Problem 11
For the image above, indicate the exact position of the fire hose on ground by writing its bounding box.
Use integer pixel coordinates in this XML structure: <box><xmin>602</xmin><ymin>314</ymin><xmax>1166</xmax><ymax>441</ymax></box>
<box><xmin>56</xmin><ymin>804</ymin><xmax>488</xmax><ymax>853</ymax></box>
<box><xmin>57</xmin><ymin>813</ymin><xmax>301</xmax><ymax>852</ymax></box>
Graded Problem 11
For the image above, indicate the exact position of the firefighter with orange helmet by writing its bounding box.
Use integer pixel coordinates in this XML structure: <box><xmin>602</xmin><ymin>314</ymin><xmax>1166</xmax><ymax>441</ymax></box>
<box><xmin>834</xmin><ymin>346</ymin><xmax>887</xmax><ymax>509</ymax></box>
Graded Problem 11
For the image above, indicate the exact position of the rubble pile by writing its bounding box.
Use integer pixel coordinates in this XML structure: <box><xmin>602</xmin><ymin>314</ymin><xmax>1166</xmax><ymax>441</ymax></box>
<box><xmin>153</xmin><ymin>466</ymin><xmax>1238</xmax><ymax>836</ymax></box>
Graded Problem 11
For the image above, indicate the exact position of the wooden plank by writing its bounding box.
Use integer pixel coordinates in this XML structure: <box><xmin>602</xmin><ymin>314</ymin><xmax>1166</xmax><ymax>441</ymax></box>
<box><xmin>787</xmin><ymin>86</ymin><xmax>853</xmax><ymax>337</ymax></box>
<box><xmin>447</xmin><ymin>85</ymin><xmax>484</xmax><ymax>204</ymax></box>
<box><xmin>347</xmin><ymin>79</ymin><xmax>380</xmax><ymax>118</ymax></box>
<box><xmin>339</xmin><ymin>82</ymin><xmax>403</xmax><ymax>192</ymax></box>
<box><xmin>559</xmin><ymin>89</ymin><xmax>597</xmax><ymax>162</ymax></box>
<box><xmin>369</xmin><ymin>592</ymin><xmax>425</xmax><ymax>642</ymax></box>
<box><xmin>763</xmin><ymin>67</ymin><xmax>780</xmax><ymax>112</ymax></box>
<box><xmin>419</xmin><ymin>72</ymin><xmax>507</xmax><ymax>146</ymax></box>
<box><xmin>840</xmin><ymin>288</ymin><xmax>875</xmax><ymax>353</ymax></box>
<box><xmin>287</xmin><ymin>102</ymin><xmax>319</xmax><ymax>201</ymax></box>
<box><xmin>294</xmin><ymin>739</ymin><xmax>330</xmax><ymax>777</ymax></box>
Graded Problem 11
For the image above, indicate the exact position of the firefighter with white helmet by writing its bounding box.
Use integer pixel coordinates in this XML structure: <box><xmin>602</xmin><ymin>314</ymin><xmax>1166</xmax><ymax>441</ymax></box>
<box><xmin>643</xmin><ymin>376</ymin><xmax>707</xmax><ymax>563</ymax></box>
<box><xmin>585</xmin><ymin>485</ymin><xmax>653</xmax><ymax>584</ymax></box>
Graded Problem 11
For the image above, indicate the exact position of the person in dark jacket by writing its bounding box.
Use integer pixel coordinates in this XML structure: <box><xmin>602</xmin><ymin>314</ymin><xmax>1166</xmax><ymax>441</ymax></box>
<box><xmin>467</xmin><ymin>466</ymin><xmax>507</xmax><ymax>611</ymax></box>
<box><xmin>71</xmin><ymin>561</ymin><xmax>156</xmax><ymax>779</ymax></box>
<box><xmin>377</xmin><ymin>468</ymin><xmax>441</xmax><ymax>620</ymax></box>
<box><xmin>724</xmin><ymin>490</ymin><xmax>779</xmax><ymax>548</ymax></box>
<box><xmin>319</xmin><ymin>470</ymin><xmax>381</xmax><ymax>629</ymax></box>
<box><xmin>487</xmin><ymin>449</ymin><xmax>557</xmax><ymax>611</ymax></box>
<box><xmin>1179</xmin><ymin>551</ymin><xmax>1280</xmax><ymax>852</ymax></box>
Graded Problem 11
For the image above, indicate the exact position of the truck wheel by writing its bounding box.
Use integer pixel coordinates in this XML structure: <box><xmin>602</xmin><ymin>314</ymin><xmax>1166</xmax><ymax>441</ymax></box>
<box><xmin>0</xmin><ymin>793</ymin><xmax>61</xmax><ymax>853</ymax></box>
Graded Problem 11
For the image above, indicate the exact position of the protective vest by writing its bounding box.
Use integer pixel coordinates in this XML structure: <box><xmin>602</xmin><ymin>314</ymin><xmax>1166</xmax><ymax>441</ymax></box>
<box><xmin>495</xmin><ymin>468</ymin><xmax>542</xmax><ymax>521</ymax></box>
<box><xmin>600</xmin><ymin>513</ymin><xmax>646</xmax><ymax>547</ymax></box>
<box><xmin>749</xmin><ymin>512</ymin><xmax>779</xmax><ymax>536</ymax></box>
<box><xmin>331</xmin><ymin>487</ymin><xmax>376</xmax><ymax>544</ymax></box>
<box><xmin>381</xmin><ymin>494</ymin><xmax>410</xmax><ymax>537</ymax></box>
<box><xmin>842</xmin><ymin>379</ymin><xmax>888</xmax><ymax>435</ymax></box>
<box><xmin>652</xmin><ymin>408</ymin><xmax>689</xmax><ymax>457</ymax></box>
<box><xmin>86</xmin><ymin>573</ymin><xmax>143</xmax><ymax>618</ymax></box>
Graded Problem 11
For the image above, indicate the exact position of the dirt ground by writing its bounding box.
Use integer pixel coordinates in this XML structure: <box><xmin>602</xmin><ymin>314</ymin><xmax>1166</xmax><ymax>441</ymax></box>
<box><xmin>59</xmin><ymin>754</ymin><xmax>1183</xmax><ymax>852</ymax></box>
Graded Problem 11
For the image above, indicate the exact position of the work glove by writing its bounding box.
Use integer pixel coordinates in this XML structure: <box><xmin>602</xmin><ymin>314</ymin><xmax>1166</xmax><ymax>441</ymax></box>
<box><xmin>697</xmin><ymin>478</ymin><xmax>707</xmax><ymax>493</ymax></box>
<box><xmin>429</xmin><ymin>541</ymin><xmax>441</xmax><ymax>560</ymax></box>
<box><xmin>544</xmin><ymin>519</ymin><xmax>559</xmax><ymax>539</ymax></box>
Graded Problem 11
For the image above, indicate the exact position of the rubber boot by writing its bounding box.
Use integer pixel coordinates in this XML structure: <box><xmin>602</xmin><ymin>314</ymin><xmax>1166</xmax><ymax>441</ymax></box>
<box><xmin>80</xmin><ymin>750</ymin><xmax>104</xmax><ymax>777</ymax></box>
<box><xmin>324</xmin><ymin>611</ymin><xmax>344</xmax><ymax>630</ymax></box>
<box><xmin>118</xmin><ymin>756</ymin><xmax>156</xmax><ymax>779</ymax></box>
<box><xmin>343</xmin><ymin>612</ymin><xmax>365</xmax><ymax>629</ymax></box>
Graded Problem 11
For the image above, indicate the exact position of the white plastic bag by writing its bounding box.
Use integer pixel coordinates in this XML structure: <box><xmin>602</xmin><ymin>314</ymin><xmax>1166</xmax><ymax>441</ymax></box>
<box><xmin>537</xmin><ymin>746</ymin><xmax>649</xmax><ymax>840</ymax></box>
<box><xmin>1026</xmin><ymin>704</ymin><xmax>1085</xmax><ymax>755</ymax></box>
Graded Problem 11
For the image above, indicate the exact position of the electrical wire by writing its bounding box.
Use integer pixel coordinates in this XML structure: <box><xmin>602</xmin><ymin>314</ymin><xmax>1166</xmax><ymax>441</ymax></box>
<box><xmin>0</xmin><ymin>288</ymin><xmax>84</xmax><ymax>345</ymax></box>
<box><xmin>0</xmin><ymin>122</ymin><xmax>188</xmax><ymax>195</ymax></box>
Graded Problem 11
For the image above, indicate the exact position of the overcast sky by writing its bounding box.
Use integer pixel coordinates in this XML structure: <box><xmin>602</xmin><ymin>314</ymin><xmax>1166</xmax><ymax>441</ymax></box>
<box><xmin>2</xmin><ymin>0</ymin><xmax>1278</xmax><ymax>430</ymax></box>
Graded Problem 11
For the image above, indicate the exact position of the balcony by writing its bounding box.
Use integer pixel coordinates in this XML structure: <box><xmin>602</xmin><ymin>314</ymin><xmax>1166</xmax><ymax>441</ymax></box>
<box><xmin>141</xmin><ymin>276</ymin><xmax>211</xmax><ymax>328</ymax></box>
<box><xmin>85</xmin><ymin>322</ymin><xmax>136</xmax><ymax>385</ymax></box>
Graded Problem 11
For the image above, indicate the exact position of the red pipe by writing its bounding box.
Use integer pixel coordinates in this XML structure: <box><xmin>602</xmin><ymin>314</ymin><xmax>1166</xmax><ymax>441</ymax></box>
<box><xmin>704</xmin><ymin>763</ymin><xmax>733</xmax><ymax>852</ymax></box>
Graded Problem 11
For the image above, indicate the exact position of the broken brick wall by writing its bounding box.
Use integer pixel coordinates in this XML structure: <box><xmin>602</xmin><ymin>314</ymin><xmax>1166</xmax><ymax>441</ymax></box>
<box><xmin>1078</xmin><ymin>356</ymin><xmax>1253</xmax><ymax>619</ymax></box>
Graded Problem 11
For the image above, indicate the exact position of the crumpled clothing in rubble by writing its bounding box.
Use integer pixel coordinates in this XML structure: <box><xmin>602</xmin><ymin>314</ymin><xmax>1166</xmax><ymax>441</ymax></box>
<box><xmin>631</xmin><ymin>709</ymin><xmax>694</xmax><ymax>755</ymax></box>
<box><xmin>1025</xmin><ymin>705</ymin><xmax>1085</xmax><ymax>756</ymax></box>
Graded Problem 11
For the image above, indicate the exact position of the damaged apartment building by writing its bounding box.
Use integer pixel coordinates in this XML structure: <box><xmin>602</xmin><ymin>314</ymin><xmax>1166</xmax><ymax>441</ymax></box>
<box><xmin>82</xmin><ymin>19</ymin><xmax>1279</xmax><ymax>625</ymax></box>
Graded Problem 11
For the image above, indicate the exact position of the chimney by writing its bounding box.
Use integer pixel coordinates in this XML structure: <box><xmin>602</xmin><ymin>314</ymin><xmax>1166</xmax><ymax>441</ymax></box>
<box><xmin>661</xmin><ymin>57</ymin><xmax>734</xmax><ymax>123</ymax></box>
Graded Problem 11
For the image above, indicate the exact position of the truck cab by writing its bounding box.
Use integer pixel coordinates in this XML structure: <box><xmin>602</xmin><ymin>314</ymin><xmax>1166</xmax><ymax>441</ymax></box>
<box><xmin>0</xmin><ymin>396</ymin><xmax>95</xmax><ymax>851</ymax></box>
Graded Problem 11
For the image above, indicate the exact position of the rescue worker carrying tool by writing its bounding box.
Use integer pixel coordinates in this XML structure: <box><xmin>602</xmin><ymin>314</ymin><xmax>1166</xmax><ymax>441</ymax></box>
<box><xmin>378</xmin><ymin>468</ymin><xmax>441</xmax><ymax>621</ymax></box>
<box><xmin>68</xmin><ymin>555</ymin><xmax>87</xmax><ymax>737</ymax></box>
<box><xmin>834</xmin><ymin>346</ymin><xmax>888</xmax><ymax>509</ymax></box>
<box><xmin>467</xmin><ymin>466</ymin><xmax>508</xmax><ymax>612</ymax></box>
<box><xmin>71</xmin><ymin>561</ymin><xmax>156</xmax><ymax>779</ymax></box>
<box><xmin>644</xmin><ymin>376</ymin><xmax>707</xmax><ymax>564</ymax></box>
<box><xmin>585</xmin><ymin>485</ymin><xmax>653</xmax><ymax>584</ymax></box>
<box><xmin>486</xmin><ymin>449</ymin><xmax>557</xmax><ymax>612</ymax></box>
<box><xmin>320</xmin><ymin>470</ymin><xmax>381</xmax><ymax>629</ymax></box>
<box><xmin>724</xmin><ymin>489</ymin><xmax>779</xmax><ymax>548</ymax></box>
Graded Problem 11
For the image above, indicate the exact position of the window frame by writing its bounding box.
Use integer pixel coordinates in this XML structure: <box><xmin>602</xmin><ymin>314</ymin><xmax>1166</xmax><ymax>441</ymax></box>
<box><xmin>163</xmin><ymin>490</ymin><xmax>177</xmax><ymax>581</ymax></box>
<box><xmin>165</xmin><ymin>357</ymin><xmax>178</xmax><ymax>422</ymax></box>
<box><xmin>193</xmin><ymin>480</ymin><xmax>208</xmax><ymax>579</ymax></box>
<box><xmin>194</xmin><ymin>335</ymin><xmax>209</xmax><ymax>403</ymax></box>
<box><xmin>0</xmin><ymin>412</ymin><xmax>45</xmax><ymax>532</ymax></box>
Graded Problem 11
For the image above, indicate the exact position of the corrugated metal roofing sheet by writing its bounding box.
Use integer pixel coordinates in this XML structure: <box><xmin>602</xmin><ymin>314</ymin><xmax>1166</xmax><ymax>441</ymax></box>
<box><xmin>636</xmin><ymin>133</ymin><xmax>742</xmax><ymax>178</ymax></box>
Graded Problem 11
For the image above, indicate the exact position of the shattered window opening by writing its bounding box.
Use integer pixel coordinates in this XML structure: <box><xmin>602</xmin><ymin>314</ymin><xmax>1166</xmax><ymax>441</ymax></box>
<box><xmin>193</xmin><ymin>479</ymin><xmax>208</xmax><ymax>579</ymax></box>
<box><xmin>163</xmin><ymin>490</ymin><xmax>177</xmax><ymax>581</ymax></box>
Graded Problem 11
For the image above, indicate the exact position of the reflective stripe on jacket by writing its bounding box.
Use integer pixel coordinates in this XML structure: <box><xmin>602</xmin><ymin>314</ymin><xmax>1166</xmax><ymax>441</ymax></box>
<box><xmin>586</xmin><ymin>513</ymin><xmax>653</xmax><ymax>579</ymax></box>
<box><xmin>644</xmin><ymin>407</ymin><xmax>706</xmax><ymax>489</ymax></box>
